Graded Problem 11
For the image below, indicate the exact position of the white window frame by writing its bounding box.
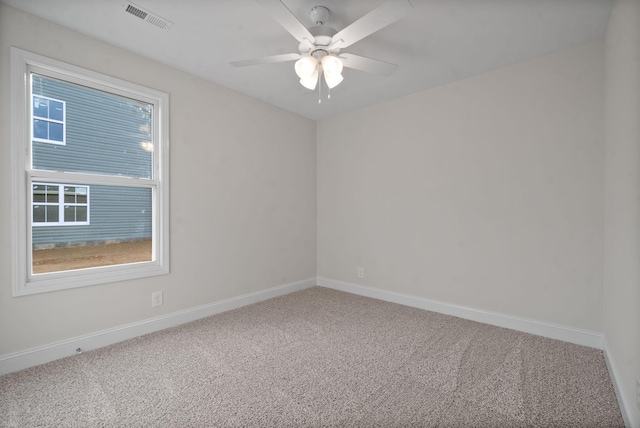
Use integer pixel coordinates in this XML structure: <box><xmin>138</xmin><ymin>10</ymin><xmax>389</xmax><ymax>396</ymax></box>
<box><xmin>32</xmin><ymin>94</ymin><xmax>66</xmax><ymax>145</ymax></box>
<box><xmin>11</xmin><ymin>47</ymin><xmax>170</xmax><ymax>296</ymax></box>
<box><xmin>32</xmin><ymin>182</ymin><xmax>90</xmax><ymax>226</ymax></box>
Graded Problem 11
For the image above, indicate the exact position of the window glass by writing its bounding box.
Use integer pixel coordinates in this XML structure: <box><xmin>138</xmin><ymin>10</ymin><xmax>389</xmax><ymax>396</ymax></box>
<box><xmin>33</xmin><ymin>206</ymin><xmax>45</xmax><ymax>223</ymax></box>
<box><xmin>32</xmin><ymin>185</ymin><xmax>152</xmax><ymax>274</ymax></box>
<box><xmin>32</xmin><ymin>75</ymin><xmax>153</xmax><ymax>179</ymax></box>
<box><xmin>33</xmin><ymin>119</ymin><xmax>48</xmax><ymax>140</ymax></box>
<box><xmin>47</xmin><ymin>206</ymin><xmax>59</xmax><ymax>223</ymax></box>
<box><xmin>49</xmin><ymin>122</ymin><xmax>63</xmax><ymax>141</ymax></box>
<box><xmin>33</xmin><ymin>96</ymin><xmax>49</xmax><ymax>118</ymax></box>
<box><xmin>49</xmin><ymin>100</ymin><xmax>64</xmax><ymax>121</ymax></box>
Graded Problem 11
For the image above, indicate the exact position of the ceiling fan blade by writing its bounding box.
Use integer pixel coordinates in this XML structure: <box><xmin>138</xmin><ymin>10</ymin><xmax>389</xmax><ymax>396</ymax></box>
<box><xmin>340</xmin><ymin>53</ymin><xmax>398</xmax><ymax>76</ymax></box>
<box><xmin>230</xmin><ymin>53</ymin><xmax>301</xmax><ymax>67</ymax></box>
<box><xmin>331</xmin><ymin>0</ymin><xmax>412</xmax><ymax>49</ymax></box>
<box><xmin>255</xmin><ymin>0</ymin><xmax>315</xmax><ymax>44</ymax></box>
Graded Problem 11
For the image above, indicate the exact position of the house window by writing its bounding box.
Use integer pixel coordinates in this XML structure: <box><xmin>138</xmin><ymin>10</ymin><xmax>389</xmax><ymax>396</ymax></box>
<box><xmin>10</xmin><ymin>48</ymin><xmax>170</xmax><ymax>296</ymax></box>
<box><xmin>32</xmin><ymin>95</ymin><xmax>65</xmax><ymax>145</ymax></box>
<box><xmin>32</xmin><ymin>183</ymin><xmax>89</xmax><ymax>225</ymax></box>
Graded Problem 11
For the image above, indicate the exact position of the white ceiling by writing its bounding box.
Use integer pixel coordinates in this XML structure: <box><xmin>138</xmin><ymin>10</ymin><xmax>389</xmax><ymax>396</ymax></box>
<box><xmin>2</xmin><ymin>0</ymin><xmax>612</xmax><ymax>120</ymax></box>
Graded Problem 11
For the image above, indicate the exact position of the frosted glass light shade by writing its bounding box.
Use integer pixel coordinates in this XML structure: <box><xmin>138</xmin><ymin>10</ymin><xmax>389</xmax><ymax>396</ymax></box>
<box><xmin>324</xmin><ymin>71</ymin><xmax>343</xmax><ymax>89</ymax></box>
<box><xmin>321</xmin><ymin>55</ymin><xmax>343</xmax><ymax>75</ymax></box>
<box><xmin>295</xmin><ymin>56</ymin><xmax>318</xmax><ymax>78</ymax></box>
<box><xmin>300</xmin><ymin>68</ymin><xmax>319</xmax><ymax>90</ymax></box>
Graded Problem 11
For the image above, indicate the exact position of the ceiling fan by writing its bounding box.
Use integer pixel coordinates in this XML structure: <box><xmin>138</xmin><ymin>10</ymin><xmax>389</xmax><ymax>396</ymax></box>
<box><xmin>230</xmin><ymin>0</ymin><xmax>413</xmax><ymax>97</ymax></box>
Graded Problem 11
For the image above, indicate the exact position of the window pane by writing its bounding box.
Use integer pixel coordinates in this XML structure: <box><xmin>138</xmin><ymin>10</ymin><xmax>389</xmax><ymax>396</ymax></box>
<box><xmin>32</xmin><ymin>185</ymin><xmax>152</xmax><ymax>274</ymax></box>
<box><xmin>76</xmin><ymin>206</ymin><xmax>87</xmax><ymax>222</ymax></box>
<box><xmin>49</xmin><ymin>122</ymin><xmax>63</xmax><ymax>142</ymax></box>
<box><xmin>46</xmin><ymin>205</ymin><xmax>59</xmax><ymax>223</ymax></box>
<box><xmin>33</xmin><ymin>119</ymin><xmax>47</xmax><ymax>140</ymax></box>
<box><xmin>64</xmin><ymin>186</ymin><xmax>75</xmax><ymax>203</ymax></box>
<box><xmin>32</xmin><ymin>75</ymin><xmax>153</xmax><ymax>179</ymax></box>
<box><xmin>33</xmin><ymin>97</ymin><xmax>48</xmax><ymax>118</ymax></box>
<box><xmin>33</xmin><ymin>205</ymin><xmax>45</xmax><ymax>222</ymax></box>
<box><xmin>46</xmin><ymin>185</ymin><xmax>59</xmax><ymax>203</ymax></box>
<box><xmin>64</xmin><ymin>205</ymin><xmax>75</xmax><ymax>222</ymax></box>
<box><xmin>49</xmin><ymin>100</ymin><xmax>64</xmax><ymax>121</ymax></box>
<box><xmin>33</xmin><ymin>184</ymin><xmax>45</xmax><ymax>202</ymax></box>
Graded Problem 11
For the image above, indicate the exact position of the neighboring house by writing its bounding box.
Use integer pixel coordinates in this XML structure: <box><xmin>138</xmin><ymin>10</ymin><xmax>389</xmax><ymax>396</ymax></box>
<box><xmin>31</xmin><ymin>75</ymin><xmax>153</xmax><ymax>247</ymax></box>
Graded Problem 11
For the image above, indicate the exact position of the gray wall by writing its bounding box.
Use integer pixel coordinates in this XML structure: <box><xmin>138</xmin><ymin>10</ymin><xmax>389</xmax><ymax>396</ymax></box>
<box><xmin>318</xmin><ymin>40</ymin><xmax>604</xmax><ymax>331</ymax></box>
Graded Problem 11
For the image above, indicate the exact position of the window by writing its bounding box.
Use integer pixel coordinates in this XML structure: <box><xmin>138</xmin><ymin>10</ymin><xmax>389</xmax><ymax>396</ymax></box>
<box><xmin>11</xmin><ymin>48</ymin><xmax>169</xmax><ymax>296</ymax></box>
<box><xmin>32</xmin><ymin>183</ymin><xmax>89</xmax><ymax>225</ymax></box>
<box><xmin>32</xmin><ymin>95</ymin><xmax>65</xmax><ymax>144</ymax></box>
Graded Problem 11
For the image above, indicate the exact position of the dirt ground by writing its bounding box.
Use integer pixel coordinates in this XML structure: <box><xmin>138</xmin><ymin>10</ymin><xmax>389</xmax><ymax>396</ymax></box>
<box><xmin>32</xmin><ymin>239</ymin><xmax>152</xmax><ymax>274</ymax></box>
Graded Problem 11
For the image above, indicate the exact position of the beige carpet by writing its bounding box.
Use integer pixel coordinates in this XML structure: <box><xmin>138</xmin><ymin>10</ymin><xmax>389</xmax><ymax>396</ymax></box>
<box><xmin>0</xmin><ymin>287</ymin><xmax>625</xmax><ymax>427</ymax></box>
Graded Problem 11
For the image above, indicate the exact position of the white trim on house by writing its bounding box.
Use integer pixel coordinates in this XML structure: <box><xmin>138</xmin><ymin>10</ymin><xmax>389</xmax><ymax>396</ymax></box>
<box><xmin>0</xmin><ymin>277</ymin><xmax>317</xmax><ymax>376</ymax></box>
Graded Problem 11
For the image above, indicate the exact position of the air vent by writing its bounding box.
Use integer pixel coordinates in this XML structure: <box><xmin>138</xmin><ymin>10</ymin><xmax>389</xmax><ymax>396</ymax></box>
<box><xmin>122</xmin><ymin>2</ymin><xmax>173</xmax><ymax>30</ymax></box>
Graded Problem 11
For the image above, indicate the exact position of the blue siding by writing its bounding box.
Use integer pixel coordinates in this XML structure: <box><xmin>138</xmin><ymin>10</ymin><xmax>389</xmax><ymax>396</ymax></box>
<box><xmin>31</xmin><ymin>75</ymin><xmax>154</xmax><ymax>246</ymax></box>
<box><xmin>32</xmin><ymin>185</ymin><xmax>152</xmax><ymax>246</ymax></box>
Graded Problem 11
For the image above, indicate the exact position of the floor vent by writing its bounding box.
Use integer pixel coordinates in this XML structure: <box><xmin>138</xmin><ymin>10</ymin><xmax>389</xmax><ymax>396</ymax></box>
<box><xmin>123</xmin><ymin>2</ymin><xmax>173</xmax><ymax>30</ymax></box>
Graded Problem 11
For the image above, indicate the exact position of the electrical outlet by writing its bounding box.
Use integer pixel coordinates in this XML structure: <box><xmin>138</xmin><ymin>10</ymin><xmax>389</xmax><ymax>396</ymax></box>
<box><xmin>357</xmin><ymin>267</ymin><xmax>364</xmax><ymax>278</ymax></box>
<box><xmin>151</xmin><ymin>291</ymin><xmax>163</xmax><ymax>307</ymax></box>
<box><xmin>636</xmin><ymin>377</ymin><xmax>640</xmax><ymax>410</ymax></box>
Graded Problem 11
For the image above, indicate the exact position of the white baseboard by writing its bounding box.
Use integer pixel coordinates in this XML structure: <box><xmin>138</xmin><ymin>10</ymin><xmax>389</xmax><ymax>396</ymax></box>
<box><xmin>0</xmin><ymin>277</ymin><xmax>317</xmax><ymax>376</ymax></box>
<box><xmin>317</xmin><ymin>277</ymin><xmax>604</xmax><ymax>349</ymax></box>
<box><xmin>603</xmin><ymin>337</ymin><xmax>640</xmax><ymax>428</ymax></box>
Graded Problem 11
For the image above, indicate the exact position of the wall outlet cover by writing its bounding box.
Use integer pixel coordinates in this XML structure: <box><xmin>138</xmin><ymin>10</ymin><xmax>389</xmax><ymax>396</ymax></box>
<box><xmin>151</xmin><ymin>291</ymin><xmax>163</xmax><ymax>307</ymax></box>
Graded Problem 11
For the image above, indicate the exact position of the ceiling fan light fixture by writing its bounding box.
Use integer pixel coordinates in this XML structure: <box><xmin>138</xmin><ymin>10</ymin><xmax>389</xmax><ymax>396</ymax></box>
<box><xmin>231</xmin><ymin>0</ymin><xmax>413</xmax><ymax>102</ymax></box>
<box><xmin>294</xmin><ymin>56</ymin><xmax>318</xmax><ymax>78</ymax></box>
<box><xmin>324</xmin><ymin>71</ymin><xmax>343</xmax><ymax>89</ymax></box>
<box><xmin>321</xmin><ymin>55</ymin><xmax>343</xmax><ymax>75</ymax></box>
<box><xmin>300</xmin><ymin>68</ymin><xmax>319</xmax><ymax>90</ymax></box>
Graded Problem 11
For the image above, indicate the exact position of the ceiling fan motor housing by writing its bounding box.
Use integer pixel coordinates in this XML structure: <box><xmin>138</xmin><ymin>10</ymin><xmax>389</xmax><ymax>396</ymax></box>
<box><xmin>298</xmin><ymin>25</ymin><xmax>339</xmax><ymax>58</ymax></box>
<box><xmin>309</xmin><ymin>6</ymin><xmax>329</xmax><ymax>26</ymax></box>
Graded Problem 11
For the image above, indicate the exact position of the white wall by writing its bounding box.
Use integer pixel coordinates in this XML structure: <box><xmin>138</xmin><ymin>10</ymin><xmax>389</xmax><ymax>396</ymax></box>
<box><xmin>318</xmin><ymin>40</ymin><xmax>605</xmax><ymax>332</ymax></box>
<box><xmin>0</xmin><ymin>4</ymin><xmax>317</xmax><ymax>356</ymax></box>
<box><xmin>604</xmin><ymin>0</ymin><xmax>640</xmax><ymax>426</ymax></box>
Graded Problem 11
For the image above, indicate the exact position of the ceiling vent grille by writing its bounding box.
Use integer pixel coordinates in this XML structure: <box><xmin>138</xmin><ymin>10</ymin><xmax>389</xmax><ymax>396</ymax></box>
<box><xmin>123</xmin><ymin>2</ymin><xmax>173</xmax><ymax>30</ymax></box>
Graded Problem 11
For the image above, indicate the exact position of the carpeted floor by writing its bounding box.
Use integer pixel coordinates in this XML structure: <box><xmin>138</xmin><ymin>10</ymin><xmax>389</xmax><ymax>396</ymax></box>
<box><xmin>0</xmin><ymin>287</ymin><xmax>625</xmax><ymax>427</ymax></box>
